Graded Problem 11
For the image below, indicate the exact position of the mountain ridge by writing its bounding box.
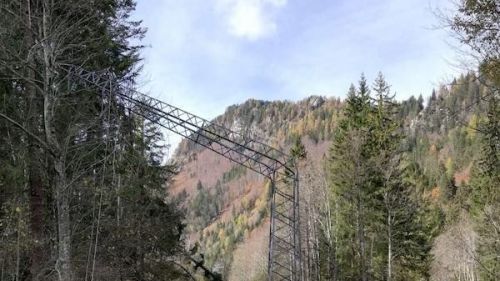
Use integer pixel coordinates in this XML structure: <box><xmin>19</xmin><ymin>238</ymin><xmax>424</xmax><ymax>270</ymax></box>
<box><xmin>170</xmin><ymin>73</ymin><xmax>488</xmax><ymax>280</ymax></box>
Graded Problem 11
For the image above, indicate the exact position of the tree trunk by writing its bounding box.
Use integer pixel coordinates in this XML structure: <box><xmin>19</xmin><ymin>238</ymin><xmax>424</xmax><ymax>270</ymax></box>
<box><xmin>358</xmin><ymin>199</ymin><xmax>368</xmax><ymax>281</ymax></box>
<box><xmin>327</xmin><ymin>241</ymin><xmax>337</xmax><ymax>281</ymax></box>
<box><xmin>29</xmin><ymin>163</ymin><xmax>44</xmax><ymax>279</ymax></box>
<box><xmin>45</xmin><ymin>82</ymin><xmax>72</xmax><ymax>281</ymax></box>
<box><xmin>55</xmin><ymin>159</ymin><xmax>71</xmax><ymax>281</ymax></box>
<box><xmin>331</xmin><ymin>199</ymin><xmax>339</xmax><ymax>281</ymax></box>
<box><xmin>15</xmin><ymin>218</ymin><xmax>20</xmax><ymax>281</ymax></box>
<box><xmin>40</xmin><ymin>1</ymin><xmax>72</xmax><ymax>279</ymax></box>
<box><xmin>387</xmin><ymin>211</ymin><xmax>392</xmax><ymax>281</ymax></box>
<box><xmin>23</xmin><ymin>0</ymin><xmax>46</xmax><ymax>278</ymax></box>
<box><xmin>305</xmin><ymin>205</ymin><xmax>311</xmax><ymax>281</ymax></box>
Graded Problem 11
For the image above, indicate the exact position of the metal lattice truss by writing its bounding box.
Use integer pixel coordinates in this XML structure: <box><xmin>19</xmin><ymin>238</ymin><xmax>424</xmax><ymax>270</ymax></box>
<box><xmin>61</xmin><ymin>65</ymin><xmax>302</xmax><ymax>281</ymax></box>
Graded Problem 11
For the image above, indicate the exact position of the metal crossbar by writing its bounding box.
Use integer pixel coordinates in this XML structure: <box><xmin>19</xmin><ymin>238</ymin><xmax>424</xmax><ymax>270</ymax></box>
<box><xmin>61</xmin><ymin>65</ymin><xmax>302</xmax><ymax>281</ymax></box>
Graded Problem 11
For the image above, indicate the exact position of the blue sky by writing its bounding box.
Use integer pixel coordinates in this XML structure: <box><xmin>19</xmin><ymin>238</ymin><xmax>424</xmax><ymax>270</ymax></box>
<box><xmin>132</xmin><ymin>0</ymin><xmax>459</xmax><ymax>152</ymax></box>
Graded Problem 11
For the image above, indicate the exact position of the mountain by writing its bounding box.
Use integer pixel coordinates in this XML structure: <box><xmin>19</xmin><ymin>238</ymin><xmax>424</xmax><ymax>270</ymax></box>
<box><xmin>170</xmin><ymin>73</ymin><xmax>493</xmax><ymax>281</ymax></box>
<box><xmin>171</xmin><ymin>96</ymin><xmax>341</xmax><ymax>279</ymax></box>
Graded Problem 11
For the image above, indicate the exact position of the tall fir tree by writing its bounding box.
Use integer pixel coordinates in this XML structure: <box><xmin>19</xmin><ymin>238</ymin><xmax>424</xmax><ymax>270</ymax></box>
<box><xmin>328</xmin><ymin>75</ymin><xmax>374</xmax><ymax>281</ymax></box>
<box><xmin>328</xmin><ymin>73</ymin><xmax>435</xmax><ymax>281</ymax></box>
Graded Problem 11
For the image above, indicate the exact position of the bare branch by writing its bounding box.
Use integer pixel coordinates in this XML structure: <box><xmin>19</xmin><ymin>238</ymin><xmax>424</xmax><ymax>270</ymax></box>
<box><xmin>0</xmin><ymin>112</ymin><xmax>54</xmax><ymax>156</ymax></box>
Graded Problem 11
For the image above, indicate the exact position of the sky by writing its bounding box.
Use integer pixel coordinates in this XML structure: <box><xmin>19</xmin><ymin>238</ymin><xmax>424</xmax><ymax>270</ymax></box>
<box><xmin>131</xmin><ymin>0</ymin><xmax>460</xmax><ymax>153</ymax></box>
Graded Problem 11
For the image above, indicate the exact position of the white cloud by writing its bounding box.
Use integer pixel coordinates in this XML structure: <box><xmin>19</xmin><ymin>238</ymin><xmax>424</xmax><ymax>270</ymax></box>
<box><xmin>216</xmin><ymin>0</ymin><xmax>287</xmax><ymax>40</ymax></box>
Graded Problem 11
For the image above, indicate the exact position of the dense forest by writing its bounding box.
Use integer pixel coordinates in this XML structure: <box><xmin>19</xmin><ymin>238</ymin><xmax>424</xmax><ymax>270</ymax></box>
<box><xmin>0</xmin><ymin>0</ymin><xmax>498</xmax><ymax>281</ymax></box>
<box><xmin>0</xmin><ymin>1</ymin><xmax>186</xmax><ymax>280</ymax></box>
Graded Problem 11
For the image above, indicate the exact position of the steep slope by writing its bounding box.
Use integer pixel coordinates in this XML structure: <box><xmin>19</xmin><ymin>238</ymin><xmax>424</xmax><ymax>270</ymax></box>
<box><xmin>170</xmin><ymin>73</ymin><xmax>489</xmax><ymax>280</ymax></box>
<box><xmin>171</xmin><ymin>96</ymin><xmax>342</xmax><ymax>278</ymax></box>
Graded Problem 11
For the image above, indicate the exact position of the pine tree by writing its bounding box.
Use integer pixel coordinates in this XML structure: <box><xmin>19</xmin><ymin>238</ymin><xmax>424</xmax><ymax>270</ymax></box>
<box><xmin>290</xmin><ymin>135</ymin><xmax>307</xmax><ymax>161</ymax></box>
<box><xmin>328</xmin><ymin>73</ymin><xmax>435</xmax><ymax>281</ymax></box>
<box><xmin>328</xmin><ymin>75</ymin><xmax>374</xmax><ymax>281</ymax></box>
<box><xmin>370</xmin><ymin>73</ymin><xmax>433</xmax><ymax>280</ymax></box>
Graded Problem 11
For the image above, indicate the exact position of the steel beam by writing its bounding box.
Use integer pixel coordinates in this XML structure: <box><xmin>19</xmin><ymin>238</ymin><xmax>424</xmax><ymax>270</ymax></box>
<box><xmin>62</xmin><ymin>65</ymin><xmax>302</xmax><ymax>281</ymax></box>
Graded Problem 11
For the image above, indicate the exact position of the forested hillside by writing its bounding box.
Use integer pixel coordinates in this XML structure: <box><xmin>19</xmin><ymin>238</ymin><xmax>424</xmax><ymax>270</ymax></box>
<box><xmin>172</xmin><ymin>96</ymin><xmax>340</xmax><ymax>279</ymax></box>
<box><xmin>172</xmin><ymin>69</ymin><xmax>498</xmax><ymax>280</ymax></box>
<box><xmin>0</xmin><ymin>0</ymin><xmax>498</xmax><ymax>281</ymax></box>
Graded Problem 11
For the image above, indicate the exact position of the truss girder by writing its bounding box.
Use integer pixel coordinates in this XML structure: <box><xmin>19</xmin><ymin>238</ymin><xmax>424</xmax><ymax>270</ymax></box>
<box><xmin>62</xmin><ymin>65</ymin><xmax>302</xmax><ymax>281</ymax></box>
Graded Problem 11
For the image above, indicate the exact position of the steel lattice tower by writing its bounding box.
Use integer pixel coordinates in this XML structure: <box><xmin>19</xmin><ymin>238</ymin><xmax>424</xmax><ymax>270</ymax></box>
<box><xmin>63</xmin><ymin>65</ymin><xmax>302</xmax><ymax>281</ymax></box>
